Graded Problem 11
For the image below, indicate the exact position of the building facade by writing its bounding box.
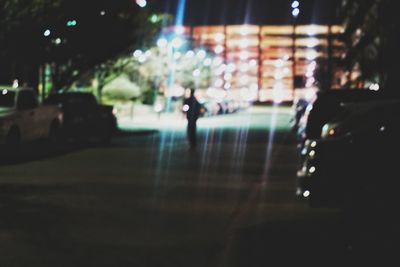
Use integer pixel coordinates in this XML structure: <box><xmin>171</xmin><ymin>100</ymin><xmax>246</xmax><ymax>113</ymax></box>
<box><xmin>162</xmin><ymin>24</ymin><xmax>344</xmax><ymax>103</ymax></box>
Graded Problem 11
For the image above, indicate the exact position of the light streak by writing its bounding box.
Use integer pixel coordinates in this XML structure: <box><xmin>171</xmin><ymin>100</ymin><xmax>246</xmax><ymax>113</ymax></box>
<box><xmin>175</xmin><ymin>0</ymin><xmax>187</xmax><ymax>27</ymax></box>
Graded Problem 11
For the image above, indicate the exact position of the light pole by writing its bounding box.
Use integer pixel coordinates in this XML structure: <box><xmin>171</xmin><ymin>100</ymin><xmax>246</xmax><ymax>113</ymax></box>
<box><xmin>157</xmin><ymin>33</ymin><xmax>185</xmax><ymax>113</ymax></box>
<box><xmin>291</xmin><ymin>1</ymin><xmax>300</xmax><ymax>100</ymax></box>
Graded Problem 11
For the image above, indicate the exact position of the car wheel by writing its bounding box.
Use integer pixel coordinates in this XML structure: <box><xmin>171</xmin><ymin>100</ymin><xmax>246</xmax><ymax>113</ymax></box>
<box><xmin>99</xmin><ymin>126</ymin><xmax>112</xmax><ymax>144</ymax></box>
<box><xmin>75</xmin><ymin>128</ymin><xmax>89</xmax><ymax>145</ymax></box>
<box><xmin>48</xmin><ymin>120</ymin><xmax>61</xmax><ymax>145</ymax></box>
<box><xmin>99</xmin><ymin>120</ymin><xmax>116</xmax><ymax>144</ymax></box>
<box><xmin>5</xmin><ymin>126</ymin><xmax>21</xmax><ymax>157</ymax></box>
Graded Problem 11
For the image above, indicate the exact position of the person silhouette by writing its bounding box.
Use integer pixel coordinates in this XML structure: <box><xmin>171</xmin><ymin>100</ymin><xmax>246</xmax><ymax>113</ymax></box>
<box><xmin>183</xmin><ymin>88</ymin><xmax>201</xmax><ymax>148</ymax></box>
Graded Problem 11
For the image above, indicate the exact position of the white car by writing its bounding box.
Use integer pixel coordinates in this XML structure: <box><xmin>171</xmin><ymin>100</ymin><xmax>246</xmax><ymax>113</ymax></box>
<box><xmin>0</xmin><ymin>87</ymin><xmax>63</xmax><ymax>148</ymax></box>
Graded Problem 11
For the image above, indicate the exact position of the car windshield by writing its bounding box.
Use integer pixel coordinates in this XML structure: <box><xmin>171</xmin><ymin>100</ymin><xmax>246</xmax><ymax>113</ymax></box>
<box><xmin>45</xmin><ymin>93</ymin><xmax>96</xmax><ymax>106</ymax></box>
<box><xmin>329</xmin><ymin>106</ymin><xmax>352</xmax><ymax>123</ymax></box>
<box><xmin>0</xmin><ymin>90</ymin><xmax>16</xmax><ymax>107</ymax></box>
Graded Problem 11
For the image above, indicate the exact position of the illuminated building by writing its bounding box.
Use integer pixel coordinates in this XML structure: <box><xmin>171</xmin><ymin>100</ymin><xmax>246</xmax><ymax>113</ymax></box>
<box><xmin>162</xmin><ymin>24</ymin><xmax>345</xmax><ymax>103</ymax></box>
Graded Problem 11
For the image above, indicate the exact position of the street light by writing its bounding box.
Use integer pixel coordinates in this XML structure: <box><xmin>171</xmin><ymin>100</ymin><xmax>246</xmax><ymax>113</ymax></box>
<box><xmin>171</xmin><ymin>36</ymin><xmax>184</xmax><ymax>49</ymax></box>
<box><xmin>136</xmin><ymin>0</ymin><xmax>147</xmax><ymax>8</ymax></box>
<box><xmin>157</xmin><ymin>38</ymin><xmax>168</xmax><ymax>48</ymax></box>
<box><xmin>291</xmin><ymin>1</ymin><xmax>300</xmax><ymax>99</ymax></box>
<box><xmin>66</xmin><ymin>20</ymin><xmax>77</xmax><ymax>27</ymax></box>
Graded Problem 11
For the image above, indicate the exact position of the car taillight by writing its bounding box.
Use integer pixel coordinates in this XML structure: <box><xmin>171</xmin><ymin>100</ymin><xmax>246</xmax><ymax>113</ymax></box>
<box><xmin>57</xmin><ymin>113</ymin><xmax>64</xmax><ymax>122</ymax></box>
<box><xmin>322</xmin><ymin>124</ymin><xmax>341</xmax><ymax>138</ymax></box>
<box><xmin>327</xmin><ymin>128</ymin><xmax>337</xmax><ymax>136</ymax></box>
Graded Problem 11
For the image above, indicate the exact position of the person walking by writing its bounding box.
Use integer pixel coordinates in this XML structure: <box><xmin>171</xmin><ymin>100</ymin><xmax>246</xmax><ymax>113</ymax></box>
<box><xmin>183</xmin><ymin>88</ymin><xmax>201</xmax><ymax>148</ymax></box>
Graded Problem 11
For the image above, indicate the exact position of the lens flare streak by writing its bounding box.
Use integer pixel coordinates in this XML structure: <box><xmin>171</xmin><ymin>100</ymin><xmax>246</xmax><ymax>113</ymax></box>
<box><xmin>229</xmin><ymin>112</ymin><xmax>252</xmax><ymax>182</ymax></box>
<box><xmin>262</xmin><ymin>104</ymin><xmax>280</xmax><ymax>184</ymax></box>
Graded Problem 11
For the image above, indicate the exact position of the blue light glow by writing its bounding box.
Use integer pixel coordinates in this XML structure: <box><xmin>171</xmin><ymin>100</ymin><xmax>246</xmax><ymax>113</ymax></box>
<box><xmin>175</xmin><ymin>0</ymin><xmax>187</xmax><ymax>27</ymax></box>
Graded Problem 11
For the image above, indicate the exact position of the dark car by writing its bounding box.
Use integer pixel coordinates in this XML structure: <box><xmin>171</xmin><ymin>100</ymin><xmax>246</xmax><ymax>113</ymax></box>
<box><xmin>297</xmin><ymin>100</ymin><xmax>400</xmax><ymax>208</ymax></box>
<box><xmin>291</xmin><ymin>98</ymin><xmax>310</xmax><ymax>132</ymax></box>
<box><xmin>295</xmin><ymin>89</ymin><xmax>398</xmax><ymax>183</ymax></box>
<box><xmin>44</xmin><ymin>92</ymin><xmax>117</xmax><ymax>143</ymax></box>
<box><xmin>297</xmin><ymin>89</ymin><xmax>390</xmax><ymax>142</ymax></box>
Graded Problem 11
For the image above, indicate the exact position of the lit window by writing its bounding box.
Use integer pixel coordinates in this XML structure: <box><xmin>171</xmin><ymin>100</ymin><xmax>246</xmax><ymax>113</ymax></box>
<box><xmin>214</xmin><ymin>45</ymin><xmax>224</xmax><ymax>54</ymax></box>
<box><xmin>214</xmin><ymin>33</ymin><xmax>225</xmax><ymax>42</ymax></box>
<box><xmin>240</xmin><ymin>39</ymin><xmax>249</xmax><ymax>48</ymax></box>
<box><xmin>239</xmin><ymin>51</ymin><xmax>249</xmax><ymax>60</ymax></box>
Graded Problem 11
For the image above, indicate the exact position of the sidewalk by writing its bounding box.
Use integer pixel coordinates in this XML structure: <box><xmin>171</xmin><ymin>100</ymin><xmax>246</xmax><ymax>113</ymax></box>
<box><xmin>116</xmin><ymin>104</ymin><xmax>187</xmax><ymax>131</ymax></box>
<box><xmin>116</xmin><ymin>104</ymin><xmax>294</xmax><ymax>131</ymax></box>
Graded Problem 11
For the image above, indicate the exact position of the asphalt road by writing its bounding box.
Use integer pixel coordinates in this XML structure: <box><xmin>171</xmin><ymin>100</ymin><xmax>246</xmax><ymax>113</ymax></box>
<box><xmin>0</xmin><ymin>106</ymin><xmax>398</xmax><ymax>266</ymax></box>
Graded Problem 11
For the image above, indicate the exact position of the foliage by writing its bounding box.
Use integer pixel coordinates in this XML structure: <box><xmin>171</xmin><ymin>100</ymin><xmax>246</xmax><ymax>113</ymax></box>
<box><xmin>102</xmin><ymin>74</ymin><xmax>141</xmax><ymax>102</ymax></box>
<box><xmin>93</xmin><ymin>43</ymin><xmax>215</xmax><ymax>106</ymax></box>
<box><xmin>339</xmin><ymin>0</ymin><xmax>400</xmax><ymax>90</ymax></box>
<box><xmin>128</xmin><ymin>46</ymin><xmax>213</xmax><ymax>98</ymax></box>
<box><xmin>0</xmin><ymin>0</ymin><xmax>159</xmax><ymax>93</ymax></box>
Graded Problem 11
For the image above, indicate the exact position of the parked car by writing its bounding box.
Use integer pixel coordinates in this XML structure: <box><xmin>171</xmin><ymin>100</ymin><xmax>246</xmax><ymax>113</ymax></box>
<box><xmin>320</xmin><ymin>99</ymin><xmax>400</xmax><ymax>139</ymax></box>
<box><xmin>290</xmin><ymin>98</ymin><xmax>310</xmax><ymax>132</ymax></box>
<box><xmin>297</xmin><ymin>99</ymin><xmax>400</xmax><ymax>208</ymax></box>
<box><xmin>44</xmin><ymin>92</ymin><xmax>117</xmax><ymax>143</ymax></box>
<box><xmin>295</xmin><ymin>89</ymin><xmax>397</xmax><ymax>186</ymax></box>
<box><xmin>0</xmin><ymin>87</ymin><xmax>63</xmax><ymax>150</ymax></box>
<box><xmin>297</xmin><ymin>89</ymin><xmax>388</xmax><ymax>142</ymax></box>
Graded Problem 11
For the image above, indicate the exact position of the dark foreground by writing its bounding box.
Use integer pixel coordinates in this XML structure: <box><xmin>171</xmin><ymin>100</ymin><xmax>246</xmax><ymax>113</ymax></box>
<box><xmin>0</xmin><ymin>107</ymin><xmax>398</xmax><ymax>266</ymax></box>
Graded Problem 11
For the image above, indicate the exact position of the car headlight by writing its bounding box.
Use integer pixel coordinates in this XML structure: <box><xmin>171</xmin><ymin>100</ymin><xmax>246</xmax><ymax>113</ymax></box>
<box><xmin>308</xmin><ymin>149</ymin><xmax>316</xmax><ymax>159</ymax></box>
<box><xmin>304</xmin><ymin>139</ymin><xmax>318</xmax><ymax>149</ymax></box>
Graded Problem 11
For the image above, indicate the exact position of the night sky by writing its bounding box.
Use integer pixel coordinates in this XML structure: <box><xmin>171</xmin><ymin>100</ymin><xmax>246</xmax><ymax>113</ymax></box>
<box><xmin>155</xmin><ymin>0</ymin><xmax>342</xmax><ymax>25</ymax></box>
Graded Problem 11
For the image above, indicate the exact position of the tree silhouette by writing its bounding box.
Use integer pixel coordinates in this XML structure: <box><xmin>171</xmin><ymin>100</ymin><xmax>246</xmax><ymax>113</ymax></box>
<box><xmin>0</xmin><ymin>0</ymin><xmax>158</xmax><ymax>94</ymax></box>
<box><xmin>339</xmin><ymin>0</ymin><xmax>400</xmax><ymax>92</ymax></box>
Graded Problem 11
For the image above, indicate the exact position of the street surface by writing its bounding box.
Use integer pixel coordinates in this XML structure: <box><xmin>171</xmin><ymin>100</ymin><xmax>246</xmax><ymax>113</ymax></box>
<box><xmin>0</xmin><ymin>106</ymin><xmax>398</xmax><ymax>266</ymax></box>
